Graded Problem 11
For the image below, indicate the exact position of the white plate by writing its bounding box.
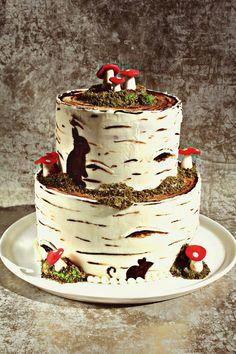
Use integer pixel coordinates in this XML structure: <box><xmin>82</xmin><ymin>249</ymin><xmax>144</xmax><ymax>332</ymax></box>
<box><xmin>0</xmin><ymin>213</ymin><xmax>235</xmax><ymax>304</ymax></box>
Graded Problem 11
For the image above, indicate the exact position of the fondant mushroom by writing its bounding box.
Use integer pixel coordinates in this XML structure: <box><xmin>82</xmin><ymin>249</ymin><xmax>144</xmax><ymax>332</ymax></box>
<box><xmin>34</xmin><ymin>152</ymin><xmax>59</xmax><ymax>177</ymax></box>
<box><xmin>109</xmin><ymin>77</ymin><xmax>125</xmax><ymax>92</ymax></box>
<box><xmin>178</xmin><ymin>147</ymin><xmax>201</xmax><ymax>169</ymax></box>
<box><xmin>185</xmin><ymin>245</ymin><xmax>206</xmax><ymax>272</ymax></box>
<box><xmin>97</xmin><ymin>63</ymin><xmax>120</xmax><ymax>85</ymax></box>
<box><xmin>120</xmin><ymin>69</ymin><xmax>140</xmax><ymax>90</ymax></box>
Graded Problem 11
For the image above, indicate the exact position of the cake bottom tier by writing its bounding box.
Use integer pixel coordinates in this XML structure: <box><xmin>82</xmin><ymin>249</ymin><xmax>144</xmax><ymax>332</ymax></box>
<box><xmin>35</xmin><ymin>176</ymin><xmax>201</xmax><ymax>281</ymax></box>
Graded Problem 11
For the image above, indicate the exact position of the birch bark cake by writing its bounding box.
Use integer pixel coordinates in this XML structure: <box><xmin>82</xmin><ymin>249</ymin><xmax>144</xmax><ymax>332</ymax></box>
<box><xmin>34</xmin><ymin>64</ymin><xmax>209</xmax><ymax>284</ymax></box>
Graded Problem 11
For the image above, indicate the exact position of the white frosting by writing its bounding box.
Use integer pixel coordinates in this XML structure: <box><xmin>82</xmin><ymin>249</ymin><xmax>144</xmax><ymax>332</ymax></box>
<box><xmin>35</xmin><ymin>175</ymin><xmax>201</xmax><ymax>280</ymax></box>
<box><xmin>55</xmin><ymin>90</ymin><xmax>182</xmax><ymax>190</ymax></box>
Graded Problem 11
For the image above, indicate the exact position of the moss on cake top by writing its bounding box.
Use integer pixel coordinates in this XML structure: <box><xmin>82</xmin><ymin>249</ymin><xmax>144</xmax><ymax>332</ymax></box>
<box><xmin>59</xmin><ymin>64</ymin><xmax>177</xmax><ymax>109</ymax></box>
<box><xmin>38</xmin><ymin>165</ymin><xmax>198</xmax><ymax>210</ymax></box>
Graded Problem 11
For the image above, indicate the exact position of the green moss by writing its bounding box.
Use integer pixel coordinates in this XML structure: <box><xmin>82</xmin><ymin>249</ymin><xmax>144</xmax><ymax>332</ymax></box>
<box><xmin>41</xmin><ymin>258</ymin><xmax>86</xmax><ymax>283</ymax></box>
<box><xmin>38</xmin><ymin>165</ymin><xmax>198</xmax><ymax>210</ymax></box>
<box><xmin>170</xmin><ymin>244</ymin><xmax>210</xmax><ymax>279</ymax></box>
<box><xmin>75</xmin><ymin>84</ymin><xmax>158</xmax><ymax>108</ymax></box>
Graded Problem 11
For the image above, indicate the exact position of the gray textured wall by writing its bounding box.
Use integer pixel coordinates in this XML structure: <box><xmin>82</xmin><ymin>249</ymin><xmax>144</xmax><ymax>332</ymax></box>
<box><xmin>0</xmin><ymin>0</ymin><xmax>235</xmax><ymax>207</ymax></box>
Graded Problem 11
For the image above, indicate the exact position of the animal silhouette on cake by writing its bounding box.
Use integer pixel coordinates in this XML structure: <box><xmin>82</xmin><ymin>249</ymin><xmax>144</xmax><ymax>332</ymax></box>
<box><xmin>67</xmin><ymin>127</ymin><xmax>90</xmax><ymax>187</ymax></box>
<box><xmin>126</xmin><ymin>258</ymin><xmax>154</xmax><ymax>280</ymax></box>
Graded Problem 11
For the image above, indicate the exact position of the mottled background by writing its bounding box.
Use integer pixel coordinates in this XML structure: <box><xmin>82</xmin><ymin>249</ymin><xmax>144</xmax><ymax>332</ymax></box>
<box><xmin>0</xmin><ymin>0</ymin><xmax>235</xmax><ymax>207</ymax></box>
<box><xmin>0</xmin><ymin>2</ymin><xmax>236</xmax><ymax>353</ymax></box>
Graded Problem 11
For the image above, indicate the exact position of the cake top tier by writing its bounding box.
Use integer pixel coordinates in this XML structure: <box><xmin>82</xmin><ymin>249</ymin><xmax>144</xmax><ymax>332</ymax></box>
<box><xmin>58</xmin><ymin>64</ymin><xmax>177</xmax><ymax>111</ymax></box>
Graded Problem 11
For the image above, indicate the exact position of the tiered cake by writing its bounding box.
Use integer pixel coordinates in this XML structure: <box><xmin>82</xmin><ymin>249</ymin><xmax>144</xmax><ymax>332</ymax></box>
<box><xmin>35</xmin><ymin>65</ymin><xmax>207</xmax><ymax>283</ymax></box>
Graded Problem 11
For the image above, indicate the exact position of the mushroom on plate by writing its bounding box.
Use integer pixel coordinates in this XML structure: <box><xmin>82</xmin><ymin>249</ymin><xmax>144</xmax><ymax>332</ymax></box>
<box><xmin>185</xmin><ymin>245</ymin><xmax>206</xmax><ymax>272</ymax></box>
<box><xmin>178</xmin><ymin>147</ymin><xmax>201</xmax><ymax>169</ymax></box>
<box><xmin>97</xmin><ymin>63</ymin><xmax>120</xmax><ymax>85</ymax></box>
<box><xmin>120</xmin><ymin>69</ymin><xmax>140</xmax><ymax>90</ymax></box>
<box><xmin>34</xmin><ymin>152</ymin><xmax>59</xmax><ymax>177</ymax></box>
<box><xmin>109</xmin><ymin>77</ymin><xmax>125</xmax><ymax>92</ymax></box>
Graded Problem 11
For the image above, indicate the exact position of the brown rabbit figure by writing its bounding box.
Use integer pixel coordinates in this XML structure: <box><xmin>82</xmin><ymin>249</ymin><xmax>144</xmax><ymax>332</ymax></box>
<box><xmin>67</xmin><ymin>127</ymin><xmax>90</xmax><ymax>187</ymax></box>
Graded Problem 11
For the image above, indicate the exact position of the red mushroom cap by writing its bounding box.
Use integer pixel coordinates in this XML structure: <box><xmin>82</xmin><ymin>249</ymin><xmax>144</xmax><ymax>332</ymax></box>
<box><xmin>185</xmin><ymin>245</ymin><xmax>206</xmax><ymax>262</ymax></box>
<box><xmin>120</xmin><ymin>69</ymin><xmax>140</xmax><ymax>78</ymax></box>
<box><xmin>34</xmin><ymin>152</ymin><xmax>59</xmax><ymax>165</ymax></box>
<box><xmin>97</xmin><ymin>63</ymin><xmax>120</xmax><ymax>78</ymax></box>
<box><xmin>109</xmin><ymin>77</ymin><xmax>125</xmax><ymax>85</ymax></box>
<box><xmin>46</xmin><ymin>248</ymin><xmax>64</xmax><ymax>266</ymax></box>
<box><xmin>178</xmin><ymin>147</ymin><xmax>201</xmax><ymax>156</ymax></box>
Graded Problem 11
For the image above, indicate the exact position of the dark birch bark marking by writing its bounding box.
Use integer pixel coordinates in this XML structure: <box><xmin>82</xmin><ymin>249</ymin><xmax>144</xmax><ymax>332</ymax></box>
<box><xmin>90</xmin><ymin>159</ymin><xmax>113</xmax><ymax>168</ymax></box>
<box><xmin>105</xmin><ymin>244</ymin><xmax>119</xmax><ymax>247</ymax></box>
<box><xmin>76</xmin><ymin>250</ymin><xmax>149</xmax><ymax>256</ymax></box>
<box><xmin>124</xmin><ymin>159</ymin><xmax>138</xmax><ymax>163</ymax></box>
<box><xmin>38</xmin><ymin>219</ymin><xmax>60</xmax><ymax>232</ymax></box>
<box><xmin>156</xmin><ymin>128</ymin><xmax>167</xmax><ymax>132</ymax></box>
<box><xmin>83</xmin><ymin>178</ymin><xmax>101</xmax><ymax>183</ymax></box>
<box><xmin>88</xmin><ymin>142</ymin><xmax>98</xmax><ymax>146</ymax></box>
<box><xmin>175</xmin><ymin>133</ymin><xmax>180</xmax><ymax>135</ymax></box>
<box><xmin>60</xmin><ymin>238</ymin><xmax>65</xmax><ymax>241</ymax></box>
<box><xmin>57</xmin><ymin>150</ymin><xmax>64</xmax><ymax>160</ymax></box>
<box><xmin>154</xmin><ymin>153</ymin><xmax>175</xmax><ymax>162</ymax></box>
<box><xmin>75</xmin><ymin>236</ymin><xmax>91</xmax><ymax>242</ymax></box>
<box><xmin>88</xmin><ymin>261</ymin><xmax>109</xmax><ymax>265</ymax></box>
<box><xmin>56</xmin><ymin>135</ymin><xmax>61</xmax><ymax>144</ymax></box>
<box><xmin>156</xmin><ymin>169</ymin><xmax>172</xmax><ymax>175</ymax></box>
<box><xmin>114</xmin><ymin>110</ymin><xmax>143</xmax><ymax>115</ymax></box>
<box><xmin>178</xmin><ymin>201</ymin><xmax>190</xmax><ymax>206</ymax></box>
<box><xmin>44</xmin><ymin>189</ymin><xmax>55</xmax><ymax>195</ymax></box>
<box><xmin>113</xmin><ymin>211</ymin><xmax>140</xmax><ymax>217</ymax></box>
<box><xmin>194</xmin><ymin>209</ymin><xmax>199</xmax><ymax>214</ymax></box>
<box><xmin>104</xmin><ymin>125</ymin><xmax>132</xmax><ymax>129</ymax></box>
<box><xmin>62</xmin><ymin>124</ymin><xmax>65</xmax><ymax>127</ymax></box>
<box><xmin>67</xmin><ymin>219</ymin><xmax>107</xmax><ymax>227</ymax></box>
<box><xmin>155</xmin><ymin>213</ymin><xmax>170</xmax><ymax>216</ymax></box>
<box><xmin>132</xmin><ymin>173</ymin><xmax>141</xmax><ymax>175</ymax></box>
<box><xmin>90</xmin><ymin>114</ymin><xmax>98</xmax><ymax>118</ymax></box>
<box><xmin>86</xmin><ymin>163</ymin><xmax>113</xmax><ymax>174</ymax></box>
<box><xmin>140</xmin><ymin>118</ymin><xmax>148</xmax><ymax>121</ymax></box>
<box><xmin>102</xmin><ymin>236</ymin><xmax>114</xmax><ymax>240</ymax></box>
<box><xmin>114</xmin><ymin>139</ymin><xmax>146</xmax><ymax>144</ymax></box>
<box><xmin>143</xmin><ymin>201</ymin><xmax>162</xmax><ymax>206</ymax></box>
<box><xmin>168</xmin><ymin>239</ymin><xmax>184</xmax><ymax>246</ymax></box>
<box><xmin>35</xmin><ymin>206</ymin><xmax>46</xmax><ymax>216</ymax></box>
<box><xmin>126</xmin><ymin>230</ymin><xmax>168</xmax><ymax>238</ymax></box>
<box><xmin>157</xmin><ymin>116</ymin><xmax>167</xmax><ymax>120</ymax></box>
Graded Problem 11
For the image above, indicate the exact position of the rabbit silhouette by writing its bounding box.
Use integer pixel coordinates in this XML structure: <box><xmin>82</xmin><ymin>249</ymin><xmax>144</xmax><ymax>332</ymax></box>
<box><xmin>67</xmin><ymin>127</ymin><xmax>90</xmax><ymax>187</ymax></box>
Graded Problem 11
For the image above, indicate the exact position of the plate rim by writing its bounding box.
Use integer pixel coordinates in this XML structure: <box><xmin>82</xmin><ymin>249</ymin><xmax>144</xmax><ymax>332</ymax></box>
<box><xmin>0</xmin><ymin>212</ymin><xmax>235</xmax><ymax>304</ymax></box>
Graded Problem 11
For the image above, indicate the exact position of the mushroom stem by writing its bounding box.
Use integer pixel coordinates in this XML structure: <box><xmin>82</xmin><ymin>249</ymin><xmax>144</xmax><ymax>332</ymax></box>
<box><xmin>42</xmin><ymin>164</ymin><xmax>51</xmax><ymax>177</ymax></box>
<box><xmin>190</xmin><ymin>260</ymin><xmax>203</xmax><ymax>272</ymax></box>
<box><xmin>43</xmin><ymin>164</ymin><xmax>57</xmax><ymax>177</ymax></box>
<box><xmin>112</xmin><ymin>83</ymin><xmax>121</xmax><ymax>92</ymax></box>
<box><xmin>103</xmin><ymin>69</ymin><xmax>115</xmax><ymax>84</ymax></box>
<box><xmin>124</xmin><ymin>77</ymin><xmax>136</xmax><ymax>90</ymax></box>
<box><xmin>181</xmin><ymin>155</ymin><xmax>193</xmax><ymax>169</ymax></box>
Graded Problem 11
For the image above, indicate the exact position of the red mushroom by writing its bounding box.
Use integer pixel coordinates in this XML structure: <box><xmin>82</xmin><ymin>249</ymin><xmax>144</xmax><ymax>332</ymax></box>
<box><xmin>178</xmin><ymin>147</ymin><xmax>201</xmax><ymax>169</ymax></box>
<box><xmin>34</xmin><ymin>152</ymin><xmax>59</xmax><ymax>177</ymax></box>
<box><xmin>109</xmin><ymin>77</ymin><xmax>125</xmax><ymax>92</ymax></box>
<box><xmin>46</xmin><ymin>248</ymin><xmax>64</xmax><ymax>266</ymax></box>
<box><xmin>185</xmin><ymin>245</ymin><xmax>206</xmax><ymax>272</ymax></box>
<box><xmin>97</xmin><ymin>63</ymin><xmax>120</xmax><ymax>85</ymax></box>
<box><xmin>120</xmin><ymin>69</ymin><xmax>140</xmax><ymax>90</ymax></box>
